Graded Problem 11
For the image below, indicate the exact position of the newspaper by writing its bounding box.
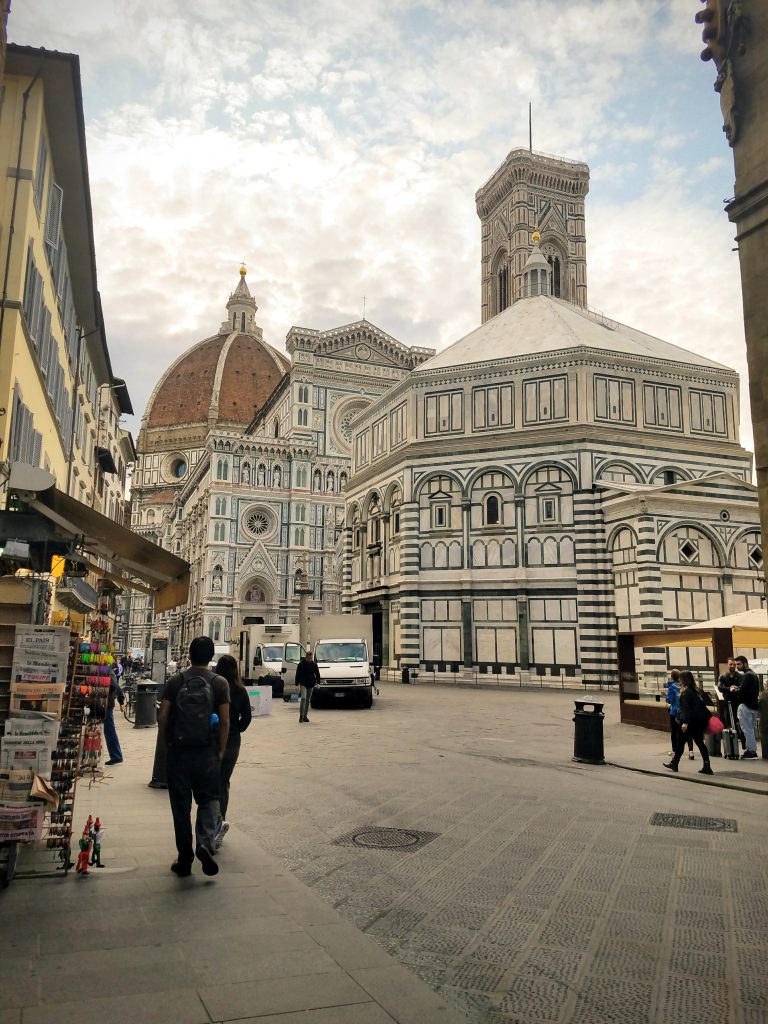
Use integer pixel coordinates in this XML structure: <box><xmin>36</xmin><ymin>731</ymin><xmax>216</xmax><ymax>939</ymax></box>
<box><xmin>0</xmin><ymin>804</ymin><xmax>45</xmax><ymax>842</ymax></box>
<box><xmin>5</xmin><ymin>715</ymin><xmax>60</xmax><ymax>741</ymax></box>
<box><xmin>0</xmin><ymin>735</ymin><xmax>54</xmax><ymax>775</ymax></box>
<box><xmin>9</xmin><ymin>682</ymin><xmax>65</xmax><ymax>718</ymax></box>
<box><xmin>0</xmin><ymin>768</ymin><xmax>34</xmax><ymax>803</ymax></box>
<box><xmin>13</xmin><ymin>625</ymin><xmax>71</xmax><ymax>655</ymax></box>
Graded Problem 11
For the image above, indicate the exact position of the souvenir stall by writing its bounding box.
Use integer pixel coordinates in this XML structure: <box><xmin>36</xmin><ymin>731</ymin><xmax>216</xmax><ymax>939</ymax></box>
<box><xmin>0</xmin><ymin>465</ymin><xmax>189</xmax><ymax>885</ymax></box>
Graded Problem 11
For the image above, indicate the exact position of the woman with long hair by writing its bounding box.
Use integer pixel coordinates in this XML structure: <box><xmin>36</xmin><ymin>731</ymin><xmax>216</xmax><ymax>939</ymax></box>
<box><xmin>213</xmin><ymin>654</ymin><xmax>252</xmax><ymax>849</ymax></box>
<box><xmin>663</xmin><ymin>670</ymin><xmax>713</xmax><ymax>775</ymax></box>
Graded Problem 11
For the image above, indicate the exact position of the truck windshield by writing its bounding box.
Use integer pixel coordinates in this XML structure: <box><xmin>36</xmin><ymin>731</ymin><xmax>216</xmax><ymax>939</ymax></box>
<box><xmin>314</xmin><ymin>642</ymin><xmax>367</xmax><ymax>663</ymax></box>
<box><xmin>263</xmin><ymin>645</ymin><xmax>283</xmax><ymax>661</ymax></box>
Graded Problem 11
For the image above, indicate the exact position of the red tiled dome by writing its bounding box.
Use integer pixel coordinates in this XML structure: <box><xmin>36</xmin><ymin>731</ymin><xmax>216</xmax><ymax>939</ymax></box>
<box><xmin>146</xmin><ymin>332</ymin><xmax>289</xmax><ymax>429</ymax></box>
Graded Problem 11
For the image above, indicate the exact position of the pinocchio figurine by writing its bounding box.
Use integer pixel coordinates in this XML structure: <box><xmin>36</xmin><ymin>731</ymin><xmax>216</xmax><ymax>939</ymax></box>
<box><xmin>89</xmin><ymin>817</ymin><xmax>105</xmax><ymax>867</ymax></box>
<box><xmin>76</xmin><ymin>825</ymin><xmax>92</xmax><ymax>875</ymax></box>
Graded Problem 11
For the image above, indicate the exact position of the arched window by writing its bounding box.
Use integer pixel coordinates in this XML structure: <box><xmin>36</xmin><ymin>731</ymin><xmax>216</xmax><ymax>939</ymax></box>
<box><xmin>274</xmin><ymin>418</ymin><xmax>279</xmax><ymax>438</ymax></box>
<box><xmin>232</xmin><ymin>313</ymin><xmax>236</xmax><ymax>329</ymax></box>
<box><xmin>295</xmin><ymin>527</ymin><xmax>305</xmax><ymax>545</ymax></box>
<box><xmin>497</xmin><ymin>263</ymin><xmax>508</xmax><ymax>312</ymax></box>
<box><xmin>486</xmin><ymin>495</ymin><xmax>500</xmax><ymax>526</ymax></box>
<box><xmin>546</xmin><ymin>255</ymin><xmax>561</xmax><ymax>297</ymax></box>
<box><xmin>216</xmin><ymin>458</ymin><xmax>228</xmax><ymax>481</ymax></box>
<box><xmin>295</xmin><ymin>504</ymin><xmax>306</xmax><ymax>522</ymax></box>
<box><xmin>240</xmin><ymin>312</ymin><xmax>245</xmax><ymax>332</ymax></box>
<box><xmin>209</xmin><ymin>619</ymin><xmax>221</xmax><ymax>641</ymax></box>
<box><xmin>298</xmin><ymin>409</ymin><xmax>309</xmax><ymax>426</ymax></box>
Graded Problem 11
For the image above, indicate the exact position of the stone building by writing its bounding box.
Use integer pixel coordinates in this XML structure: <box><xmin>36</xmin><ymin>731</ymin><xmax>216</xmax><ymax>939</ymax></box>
<box><xmin>129</xmin><ymin>269</ymin><xmax>432</xmax><ymax>656</ymax></box>
<box><xmin>131</xmin><ymin>148</ymin><xmax>761</xmax><ymax>683</ymax></box>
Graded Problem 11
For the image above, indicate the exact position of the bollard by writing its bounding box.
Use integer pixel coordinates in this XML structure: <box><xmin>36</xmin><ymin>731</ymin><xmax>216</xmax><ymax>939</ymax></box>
<box><xmin>147</xmin><ymin>726</ymin><xmax>168</xmax><ymax>789</ymax></box>
<box><xmin>401</xmin><ymin>666</ymin><xmax>410</xmax><ymax>684</ymax></box>
<box><xmin>573</xmin><ymin>700</ymin><xmax>605</xmax><ymax>764</ymax></box>
<box><xmin>134</xmin><ymin>682</ymin><xmax>158</xmax><ymax>728</ymax></box>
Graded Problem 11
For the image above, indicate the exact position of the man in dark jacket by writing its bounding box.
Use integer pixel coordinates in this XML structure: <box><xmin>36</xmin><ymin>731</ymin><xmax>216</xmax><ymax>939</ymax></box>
<box><xmin>296</xmin><ymin>648</ymin><xmax>321</xmax><ymax>723</ymax></box>
<box><xmin>104</xmin><ymin>669</ymin><xmax>125</xmax><ymax>766</ymax></box>
<box><xmin>732</xmin><ymin>656</ymin><xmax>761</xmax><ymax>758</ymax></box>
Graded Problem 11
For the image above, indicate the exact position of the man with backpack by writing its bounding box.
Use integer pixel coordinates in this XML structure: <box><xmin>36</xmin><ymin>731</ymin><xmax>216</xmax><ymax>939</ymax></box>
<box><xmin>157</xmin><ymin>636</ymin><xmax>230</xmax><ymax>877</ymax></box>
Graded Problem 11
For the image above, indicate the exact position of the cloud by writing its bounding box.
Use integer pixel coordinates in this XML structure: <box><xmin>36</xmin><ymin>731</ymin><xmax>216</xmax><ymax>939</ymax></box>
<box><xmin>9</xmin><ymin>0</ymin><xmax>748</xmax><ymax>455</ymax></box>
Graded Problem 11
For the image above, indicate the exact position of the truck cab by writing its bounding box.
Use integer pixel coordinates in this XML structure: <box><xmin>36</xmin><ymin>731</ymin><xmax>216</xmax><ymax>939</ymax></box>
<box><xmin>311</xmin><ymin>638</ymin><xmax>374</xmax><ymax>708</ymax></box>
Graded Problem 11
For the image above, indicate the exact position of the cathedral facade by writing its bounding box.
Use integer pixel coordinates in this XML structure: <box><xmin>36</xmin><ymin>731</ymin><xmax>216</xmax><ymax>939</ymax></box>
<box><xmin>130</xmin><ymin>150</ymin><xmax>762</xmax><ymax>686</ymax></box>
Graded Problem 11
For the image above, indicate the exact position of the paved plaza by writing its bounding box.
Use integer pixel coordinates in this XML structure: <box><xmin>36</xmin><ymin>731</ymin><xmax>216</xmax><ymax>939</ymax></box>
<box><xmin>1</xmin><ymin>681</ymin><xmax>766</xmax><ymax>1024</ymax></box>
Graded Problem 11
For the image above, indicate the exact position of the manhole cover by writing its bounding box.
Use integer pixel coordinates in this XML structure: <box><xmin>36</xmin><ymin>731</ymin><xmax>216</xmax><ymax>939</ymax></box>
<box><xmin>650</xmin><ymin>812</ymin><xmax>737</xmax><ymax>833</ymax></box>
<box><xmin>332</xmin><ymin>826</ymin><xmax>440</xmax><ymax>852</ymax></box>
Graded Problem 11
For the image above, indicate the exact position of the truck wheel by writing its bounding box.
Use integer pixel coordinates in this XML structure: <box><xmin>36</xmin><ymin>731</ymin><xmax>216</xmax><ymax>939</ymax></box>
<box><xmin>361</xmin><ymin>691</ymin><xmax>373</xmax><ymax>709</ymax></box>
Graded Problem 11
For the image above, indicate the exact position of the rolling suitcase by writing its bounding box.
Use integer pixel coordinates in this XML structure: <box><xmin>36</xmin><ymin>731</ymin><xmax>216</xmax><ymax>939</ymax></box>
<box><xmin>722</xmin><ymin>701</ymin><xmax>740</xmax><ymax>760</ymax></box>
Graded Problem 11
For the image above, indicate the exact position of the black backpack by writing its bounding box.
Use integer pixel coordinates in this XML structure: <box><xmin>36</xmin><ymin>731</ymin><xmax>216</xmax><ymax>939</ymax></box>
<box><xmin>171</xmin><ymin>669</ymin><xmax>214</xmax><ymax>748</ymax></box>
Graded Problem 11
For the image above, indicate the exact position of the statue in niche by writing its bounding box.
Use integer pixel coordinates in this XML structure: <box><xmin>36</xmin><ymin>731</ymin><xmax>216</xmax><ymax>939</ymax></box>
<box><xmin>242</xmin><ymin>462</ymin><xmax>251</xmax><ymax>485</ymax></box>
<box><xmin>273</xmin><ymin>465</ymin><xmax>282</xmax><ymax>487</ymax></box>
<box><xmin>257</xmin><ymin>464</ymin><xmax>266</xmax><ymax>485</ymax></box>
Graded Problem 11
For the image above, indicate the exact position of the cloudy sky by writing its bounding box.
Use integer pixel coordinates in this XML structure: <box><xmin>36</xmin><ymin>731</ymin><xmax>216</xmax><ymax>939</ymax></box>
<box><xmin>11</xmin><ymin>2</ymin><xmax>748</xmax><ymax>444</ymax></box>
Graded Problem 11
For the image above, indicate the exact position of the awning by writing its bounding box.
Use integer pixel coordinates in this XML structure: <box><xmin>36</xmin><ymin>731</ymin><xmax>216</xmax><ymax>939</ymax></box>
<box><xmin>624</xmin><ymin>609</ymin><xmax>768</xmax><ymax>649</ymax></box>
<box><xmin>56</xmin><ymin>576</ymin><xmax>98</xmax><ymax>614</ymax></box>
<box><xmin>8</xmin><ymin>464</ymin><xmax>189</xmax><ymax>613</ymax></box>
<box><xmin>95</xmin><ymin>447</ymin><xmax>118</xmax><ymax>474</ymax></box>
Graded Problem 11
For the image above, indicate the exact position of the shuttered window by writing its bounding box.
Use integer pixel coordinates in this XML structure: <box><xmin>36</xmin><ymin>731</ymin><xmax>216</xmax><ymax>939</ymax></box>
<box><xmin>34</xmin><ymin>134</ymin><xmax>47</xmax><ymax>212</ymax></box>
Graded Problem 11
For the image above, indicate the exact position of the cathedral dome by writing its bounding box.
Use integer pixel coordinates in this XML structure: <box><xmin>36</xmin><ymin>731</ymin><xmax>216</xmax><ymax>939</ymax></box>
<box><xmin>143</xmin><ymin>271</ymin><xmax>289</xmax><ymax>433</ymax></box>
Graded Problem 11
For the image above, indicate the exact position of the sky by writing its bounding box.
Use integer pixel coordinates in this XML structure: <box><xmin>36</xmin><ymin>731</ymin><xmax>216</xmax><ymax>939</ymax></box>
<box><xmin>10</xmin><ymin>2</ymin><xmax>749</xmax><ymax>447</ymax></box>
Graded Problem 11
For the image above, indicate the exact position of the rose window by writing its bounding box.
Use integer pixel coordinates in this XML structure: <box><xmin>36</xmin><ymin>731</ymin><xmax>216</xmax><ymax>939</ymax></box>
<box><xmin>245</xmin><ymin>510</ymin><xmax>271</xmax><ymax>537</ymax></box>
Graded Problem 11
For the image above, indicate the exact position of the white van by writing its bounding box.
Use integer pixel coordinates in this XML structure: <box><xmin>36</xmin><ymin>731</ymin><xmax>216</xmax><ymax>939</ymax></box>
<box><xmin>282</xmin><ymin>637</ymin><xmax>373</xmax><ymax>709</ymax></box>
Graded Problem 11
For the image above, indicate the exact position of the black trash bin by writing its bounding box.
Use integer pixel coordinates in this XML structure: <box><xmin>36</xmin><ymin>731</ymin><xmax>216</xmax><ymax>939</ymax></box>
<box><xmin>573</xmin><ymin>700</ymin><xmax>605</xmax><ymax>764</ymax></box>
<box><xmin>134</xmin><ymin>682</ymin><xmax>158</xmax><ymax>728</ymax></box>
<box><xmin>401</xmin><ymin>667</ymin><xmax>410</xmax><ymax>684</ymax></box>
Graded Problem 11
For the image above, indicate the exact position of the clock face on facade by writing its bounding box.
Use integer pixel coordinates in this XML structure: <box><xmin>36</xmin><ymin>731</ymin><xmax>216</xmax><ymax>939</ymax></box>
<box><xmin>355</xmin><ymin>344</ymin><xmax>371</xmax><ymax>360</ymax></box>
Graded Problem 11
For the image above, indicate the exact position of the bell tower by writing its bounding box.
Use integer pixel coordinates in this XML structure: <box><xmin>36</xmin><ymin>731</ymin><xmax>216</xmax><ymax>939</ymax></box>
<box><xmin>475</xmin><ymin>149</ymin><xmax>590</xmax><ymax>322</ymax></box>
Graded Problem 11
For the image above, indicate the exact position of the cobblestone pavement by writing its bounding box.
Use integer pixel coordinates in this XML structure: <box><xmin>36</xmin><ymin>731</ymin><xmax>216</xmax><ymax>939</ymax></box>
<box><xmin>232</xmin><ymin>683</ymin><xmax>768</xmax><ymax>1024</ymax></box>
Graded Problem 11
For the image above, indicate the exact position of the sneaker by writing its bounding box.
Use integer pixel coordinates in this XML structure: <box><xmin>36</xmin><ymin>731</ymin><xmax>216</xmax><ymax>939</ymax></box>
<box><xmin>741</xmin><ymin>750</ymin><xmax>758</xmax><ymax>759</ymax></box>
<box><xmin>104</xmin><ymin>759</ymin><xmax>123</xmax><ymax>766</ymax></box>
<box><xmin>195</xmin><ymin>845</ymin><xmax>219</xmax><ymax>876</ymax></box>
<box><xmin>214</xmin><ymin>821</ymin><xmax>229</xmax><ymax>851</ymax></box>
<box><xmin>699</xmin><ymin>765</ymin><xmax>714</xmax><ymax>775</ymax></box>
<box><xmin>663</xmin><ymin>761</ymin><xmax>678</xmax><ymax>772</ymax></box>
<box><xmin>171</xmin><ymin>860</ymin><xmax>192</xmax><ymax>877</ymax></box>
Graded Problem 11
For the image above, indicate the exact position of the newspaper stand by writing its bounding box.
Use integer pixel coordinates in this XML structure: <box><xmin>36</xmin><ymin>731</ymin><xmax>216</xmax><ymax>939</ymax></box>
<box><xmin>0</xmin><ymin>623</ymin><xmax>86</xmax><ymax>883</ymax></box>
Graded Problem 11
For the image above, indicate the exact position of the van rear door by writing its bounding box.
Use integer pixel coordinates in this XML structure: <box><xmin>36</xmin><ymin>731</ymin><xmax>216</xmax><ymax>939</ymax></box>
<box><xmin>281</xmin><ymin>642</ymin><xmax>305</xmax><ymax>698</ymax></box>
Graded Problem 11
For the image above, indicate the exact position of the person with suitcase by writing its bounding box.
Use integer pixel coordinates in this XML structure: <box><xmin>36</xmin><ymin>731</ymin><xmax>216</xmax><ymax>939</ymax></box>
<box><xmin>663</xmin><ymin>670</ymin><xmax>714</xmax><ymax>775</ymax></box>
<box><xmin>731</xmin><ymin>656</ymin><xmax>761</xmax><ymax>759</ymax></box>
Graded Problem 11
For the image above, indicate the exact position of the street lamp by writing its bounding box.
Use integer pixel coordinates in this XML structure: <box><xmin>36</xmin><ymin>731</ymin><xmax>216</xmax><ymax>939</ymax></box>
<box><xmin>294</xmin><ymin>555</ymin><xmax>312</xmax><ymax>648</ymax></box>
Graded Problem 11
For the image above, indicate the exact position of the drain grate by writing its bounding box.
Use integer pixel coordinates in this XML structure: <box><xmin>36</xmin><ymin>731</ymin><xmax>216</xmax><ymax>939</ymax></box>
<box><xmin>650</xmin><ymin>812</ymin><xmax>737</xmax><ymax>833</ymax></box>
<box><xmin>332</xmin><ymin>825</ymin><xmax>440</xmax><ymax>852</ymax></box>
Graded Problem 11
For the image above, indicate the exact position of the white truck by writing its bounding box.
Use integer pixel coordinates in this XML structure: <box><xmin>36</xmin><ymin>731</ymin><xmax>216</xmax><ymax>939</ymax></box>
<box><xmin>237</xmin><ymin>624</ymin><xmax>301</xmax><ymax>698</ymax></box>
<box><xmin>281</xmin><ymin>614</ymin><xmax>375</xmax><ymax>709</ymax></box>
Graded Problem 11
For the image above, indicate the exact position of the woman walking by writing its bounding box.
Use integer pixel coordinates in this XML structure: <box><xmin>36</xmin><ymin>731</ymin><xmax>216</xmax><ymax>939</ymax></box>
<box><xmin>213</xmin><ymin>655</ymin><xmax>252</xmax><ymax>849</ymax></box>
<box><xmin>665</xmin><ymin>669</ymin><xmax>694</xmax><ymax>760</ymax></box>
<box><xmin>663</xmin><ymin>670</ymin><xmax>714</xmax><ymax>775</ymax></box>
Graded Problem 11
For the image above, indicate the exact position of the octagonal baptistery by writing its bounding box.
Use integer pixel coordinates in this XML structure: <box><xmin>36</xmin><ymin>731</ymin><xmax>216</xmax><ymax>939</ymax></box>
<box><xmin>134</xmin><ymin>270</ymin><xmax>289</xmax><ymax>532</ymax></box>
<box><xmin>343</xmin><ymin>242</ymin><xmax>760</xmax><ymax>687</ymax></box>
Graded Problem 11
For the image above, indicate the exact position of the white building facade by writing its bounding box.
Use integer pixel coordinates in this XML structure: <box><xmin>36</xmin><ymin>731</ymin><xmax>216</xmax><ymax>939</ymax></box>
<box><xmin>130</xmin><ymin>150</ymin><xmax>762</xmax><ymax>683</ymax></box>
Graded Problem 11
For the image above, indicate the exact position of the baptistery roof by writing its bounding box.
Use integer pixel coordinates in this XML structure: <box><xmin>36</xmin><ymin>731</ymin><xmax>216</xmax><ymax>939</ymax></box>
<box><xmin>416</xmin><ymin>295</ymin><xmax>732</xmax><ymax>375</ymax></box>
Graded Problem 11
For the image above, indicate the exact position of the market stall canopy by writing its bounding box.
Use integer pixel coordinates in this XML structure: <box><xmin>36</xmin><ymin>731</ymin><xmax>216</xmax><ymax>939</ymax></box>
<box><xmin>624</xmin><ymin>608</ymin><xmax>768</xmax><ymax>650</ymax></box>
<box><xmin>6</xmin><ymin>464</ymin><xmax>189</xmax><ymax>613</ymax></box>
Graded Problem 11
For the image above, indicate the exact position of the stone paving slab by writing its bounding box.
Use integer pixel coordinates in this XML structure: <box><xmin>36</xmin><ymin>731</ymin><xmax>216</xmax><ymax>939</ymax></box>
<box><xmin>0</xmin><ymin>714</ymin><xmax>466</xmax><ymax>1024</ymax></box>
